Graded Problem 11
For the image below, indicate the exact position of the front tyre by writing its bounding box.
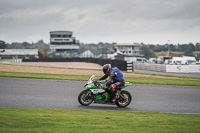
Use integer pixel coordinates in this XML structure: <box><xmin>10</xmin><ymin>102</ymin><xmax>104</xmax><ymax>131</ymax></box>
<box><xmin>78</xmin><ymin>90</ymin><xmax>94</xmax><ymax>106</ymax></box>
<box><xmin>116</xmin><ymin>90</ymin><xmax>132</xmax><ymax>107</ymax></box>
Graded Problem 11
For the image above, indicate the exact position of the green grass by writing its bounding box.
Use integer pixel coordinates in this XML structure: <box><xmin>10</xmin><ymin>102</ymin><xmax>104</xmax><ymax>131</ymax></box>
<box><xmin>0</xmin><ymin>107</ymin><xmax>200</xmax><ymax>133</ymax></box>
<box><xmin>0</xmin><ymin>59</ymin><xmax>12</xmax><ymax>62</ymax></box>
<box><xmin>125</xmin><ymin>77</ymin><xmax>200</xmax><ymax>86</ymax></box>
<box><xmin>1</xmin><ymin>71</ymin><xmax>200</xmax><ymax>86</ymax></box>
<box><xmin>0</xmin><ymin>71</ymin><xmax>200</xmax><ymax>132</ymax></box>
<box><xmin>123</xmin><ymin>70</ymin><xmax>200</xmax><ymax>80</ymax></box>
<box><xmin>0</xmin><ymin>71</ymin><xmax>90</xmax><ymax>81</ymax></box>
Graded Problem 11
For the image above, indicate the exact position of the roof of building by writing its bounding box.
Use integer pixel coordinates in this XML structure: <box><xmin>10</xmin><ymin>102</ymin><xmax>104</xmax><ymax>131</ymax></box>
<box><xmin>50</xmin><ymin>31</ymin><xmax>72</xmax><ymax>35</ymax></box>
<box><xmin>80</xmin><ymin>50</ymin><xmax>94</xmax><ymax>57</ymax></box>
<box><xmin>115</xmin><ymin>43</ymin><xmax>141</xmax><ymax>47</ymax></box>
<box><xmin>166</xmin><ymin>51</ymin><xmax>181</xmax><ymax>57</ymax></box>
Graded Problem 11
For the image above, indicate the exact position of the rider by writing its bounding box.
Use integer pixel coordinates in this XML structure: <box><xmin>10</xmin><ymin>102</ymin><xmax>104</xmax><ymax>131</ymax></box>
<box><xmin>99</xmin><ymin>64</ymin><xmax>125</xmax><ymax>102</ymax></box>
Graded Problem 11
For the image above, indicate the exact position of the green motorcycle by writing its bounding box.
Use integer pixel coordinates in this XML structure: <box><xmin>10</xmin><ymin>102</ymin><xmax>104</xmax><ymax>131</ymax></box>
<box><xmin>78</xmin><ymin>75</ymin><xmax>132</xmax><ymax>107</ymax></box>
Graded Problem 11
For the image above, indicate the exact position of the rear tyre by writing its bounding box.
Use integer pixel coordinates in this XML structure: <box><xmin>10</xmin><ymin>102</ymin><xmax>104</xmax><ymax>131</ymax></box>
<box><xmin>116</xmin><ymin>90</ymin><xmax>132</xmax><ymax>107</ymax></box>
<box><xmin>78</xmin><ymin>90</ymin><xmax>94</xmax><ymax>106</ymax></box>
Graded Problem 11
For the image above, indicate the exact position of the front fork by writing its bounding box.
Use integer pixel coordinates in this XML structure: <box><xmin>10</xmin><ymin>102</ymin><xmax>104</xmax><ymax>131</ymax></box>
<box><xmin>115</xmin><ymin>90</ymin><xmax>122</xmax><ymax>99</ymax></box>
<box><xmin>116</xmin><ymin>90</ymin><xmax>127</xmax><ymax>101</ymax></box>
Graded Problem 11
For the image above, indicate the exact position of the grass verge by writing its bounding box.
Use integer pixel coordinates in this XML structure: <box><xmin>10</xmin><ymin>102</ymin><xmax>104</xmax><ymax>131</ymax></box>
<box><xmin>0</xmin><ymin>107</ymin><xmax>200</xmax><ymax>133</ymax></box>
<box><xmin>124</xmin><ymin>77</ymin><xmax>200</xmax><ymax>86</ymax></box>
<box><xmin>0</xmin><ymin>59</ymin><xmax>12</xmax><ymax>62</ymax></box>
<box><xmin>1</xmin><ymin>71</ymin><xmax>200</xmax><ymax>86</ymax></box>
<box><xmin>0</xmin><ymin>71</ymin><xmax>90</xmax><ymax>81</ymax></box>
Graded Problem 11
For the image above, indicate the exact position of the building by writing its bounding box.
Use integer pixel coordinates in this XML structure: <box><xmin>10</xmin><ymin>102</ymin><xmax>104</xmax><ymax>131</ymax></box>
<box><xmin>49</xmin><ymin>31</ymin><xmax>80</xmax><ymax>57</ymax></box>
<box><xmin>115</xmin><ymin>43</ymin><xmax>143</xmax><ymax>57</ymax></box>
<box><xmin>0</xmin><ymin>49</ymin><xmax>38</xmax><ymax>59</ymax></box>
<box><xmin>166</xmin><ymin>51</ymin><xmax>181</xmax><ymax>58</ymax></box>
<box><xmin>79</xmin><ymin>50</ymin><xmax>94</xmax><ymax>58</ymax></box>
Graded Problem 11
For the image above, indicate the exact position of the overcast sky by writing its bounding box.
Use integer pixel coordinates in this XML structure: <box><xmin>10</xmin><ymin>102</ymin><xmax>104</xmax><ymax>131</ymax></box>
<box><xmin>0</xmin><ymin>0</ymin><xmax>200</xmax><ymax>44</ymax></box>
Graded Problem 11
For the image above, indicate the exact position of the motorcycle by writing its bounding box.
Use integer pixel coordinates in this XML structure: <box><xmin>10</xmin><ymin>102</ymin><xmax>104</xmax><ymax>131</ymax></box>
<box><xmin>78</xmin><ymin>75</ymin><xmax>132</xmax><ymax>107</ymax></box>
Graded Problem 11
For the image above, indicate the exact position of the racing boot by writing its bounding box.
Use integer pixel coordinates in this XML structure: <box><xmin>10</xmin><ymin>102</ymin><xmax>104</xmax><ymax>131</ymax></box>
<box><xmin>110</xmin><ymin>94</ymin><xmax>116</xmax><ymax>103</ymax></box>
<box><xmin>109</xmin><ymin>84</ymin><xmax>117</xmax><ymax>102</ymax></box>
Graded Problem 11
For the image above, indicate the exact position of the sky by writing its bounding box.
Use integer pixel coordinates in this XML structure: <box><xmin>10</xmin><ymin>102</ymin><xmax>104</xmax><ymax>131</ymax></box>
<box><xmin>0</xmin><ymin>0</ymin><xmax>200</xmax><ymax>44</ymax></box>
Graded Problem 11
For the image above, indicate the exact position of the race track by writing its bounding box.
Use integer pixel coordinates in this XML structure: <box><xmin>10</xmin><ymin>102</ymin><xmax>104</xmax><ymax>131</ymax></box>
<box><xmin>0</xmin><ymin>77</ymin><xmax>200</xmax><ymax>114</ymax></box>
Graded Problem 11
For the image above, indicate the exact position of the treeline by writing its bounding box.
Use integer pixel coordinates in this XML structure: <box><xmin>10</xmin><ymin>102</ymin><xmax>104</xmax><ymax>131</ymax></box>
<box><xmin>146</xmin><ymin>43</ymin><xmax>200</xmax><ymax>56</ymax></box>
<box><xmin>144</xmin><ymin>43</ymin><xmax>200</xmax><ymax>60</ymax></box>
<box><xmin>0</xmin><ymin>40</ymin><xmax>200</xmax><ymax>59</ymax></box>
<box><xmin>0</xmin><ymin>40</ymin><xmax>116</xmax><ymax>57</ymax></box>
<box><xmin>0</xmin><ymin>40</ymin><xmax>49</xmax><ymax>58</ymax></box>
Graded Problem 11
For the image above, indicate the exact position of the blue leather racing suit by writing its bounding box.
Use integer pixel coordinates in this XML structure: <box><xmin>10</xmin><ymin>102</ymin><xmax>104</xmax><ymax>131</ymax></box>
<box><xmin>99</xmin><ymin>67</ymin><xmax>125</xmax><ymax>101</ymax></box>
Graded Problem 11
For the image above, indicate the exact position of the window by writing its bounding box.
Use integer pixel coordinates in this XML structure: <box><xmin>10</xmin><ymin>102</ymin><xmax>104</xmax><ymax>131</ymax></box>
<box><xmin>120</xmin><ymin>47</ymin><xmax>124</xmax><ymax>50</ymax></box>
<box><xmin>135</xmin><ymin>47</ymin><xmax>140</xmax><ymax>50</ymax></box>
<box><xmin>55</xmin><ymin>39</ymin><xmax>63</xmax><ymax>41</ymax></box>
<box><xmin>51</xmin><ymin>35</ymin><xmax>62</xmax><ymax>38</ymax></box>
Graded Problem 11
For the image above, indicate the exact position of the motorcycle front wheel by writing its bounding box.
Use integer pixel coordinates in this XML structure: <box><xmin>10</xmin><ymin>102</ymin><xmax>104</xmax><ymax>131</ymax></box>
<box><xmin>78</xmin><ymin>90</ymin><xmax>94</xmax><ymax>106</ymax></box>
<box><xmin>116</xmin><ymin>90</ymin><xmax>132</xmax><ymax>107</ymax></box>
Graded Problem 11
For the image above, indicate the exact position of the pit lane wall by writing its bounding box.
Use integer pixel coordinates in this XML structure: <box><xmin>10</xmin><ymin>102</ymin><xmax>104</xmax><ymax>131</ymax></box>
<box><xmin>133</xmin><ymin>62</ymin><xmax>200</xmax><ymax>73</ymax></box>
<box><xmin>166</xmin><ymin>65</ymin><xmax>200</xmax><ymax>73</ymax></box>
<box><xmin>133</xmin><ymin>63</ymin><xmax>166</xmax><ymax>72</ymax></box>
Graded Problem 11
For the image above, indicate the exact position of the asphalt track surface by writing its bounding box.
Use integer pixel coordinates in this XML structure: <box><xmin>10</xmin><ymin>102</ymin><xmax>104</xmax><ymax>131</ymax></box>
<box><xmin>0</xmin><ymin>77</ymin><xmax>200</xmax><ymax>114</ymax></box>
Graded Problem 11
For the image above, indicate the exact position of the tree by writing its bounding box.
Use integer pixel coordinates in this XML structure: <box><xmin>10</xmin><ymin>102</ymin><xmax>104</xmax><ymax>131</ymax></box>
<box><xmin>8</xmin><ymin>42</ymin><xmax>24</xmax><ymax>49</ymax></box>
<box><xmin>168</xmin><ymin>44</ymin><xmax>176</xmax><ymax>51</ymax></box>
<box><xmin>22</xmin><ymin>42</ymin><xmax>31</xmax><ymax>48</ymax></box>
<box><xmin>0</xmin><ymin>40</ymin><xmax>7</xmax><ymax>49</ymax></box>
<box><xmin>140</xmin><ymin>46</ymin><xmax>155</xmax><ymax>59</ymax></box>
<box><xmin>196</xmin><ymin>53</ymin><xmax>200</xmax><ymax>60</ymax></box>
<box><xmin>37</xmin><ymin>47</ymin><xmax>45</xmax><ymax>58</ymax></box>
<box><xmin>185</xmin><ymin>43</ymin><xmax>195</xmax><ymax>56</ymax></box>
<box><xmin>195</xmin><ymin>43</ymin><xmax>200</xmax><ymax>51</ymax></box>
<box><xmin>148</xmin><ymin>44</ymin><xmax>155</xmax><ymax>51</ymax></box>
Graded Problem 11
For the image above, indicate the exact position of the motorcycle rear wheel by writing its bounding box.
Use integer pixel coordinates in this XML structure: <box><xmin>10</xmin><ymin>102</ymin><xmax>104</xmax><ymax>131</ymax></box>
<box><xmin>116</xmin><ymin>90</ymin><xmax>132</xmax><ymax>107</ymax></box>
<box><xmin>78</xmin><ymin>90</ymin><xmax>94</xmax><ymax>106</ymax></box>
